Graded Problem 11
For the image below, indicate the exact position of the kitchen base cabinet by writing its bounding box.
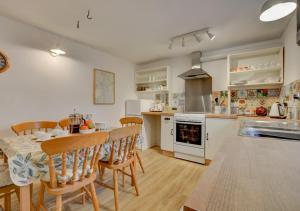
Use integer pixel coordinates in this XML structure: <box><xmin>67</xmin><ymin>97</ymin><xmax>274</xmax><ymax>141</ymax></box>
<box><xmin>205</xmin><ymin>118</ymin><xmax>238</xmax><ymax>160</ymax></box>
<box><xmin>161</xmin><ymin>115</ymin><xmax>174</xmax><ymax>152</ymax></box>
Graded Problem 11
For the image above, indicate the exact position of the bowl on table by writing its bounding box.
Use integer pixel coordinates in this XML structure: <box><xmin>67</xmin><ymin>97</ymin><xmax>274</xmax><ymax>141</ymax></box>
<box><xmin>33</xmin><ymin>131</ymin><xmax>52</xmax><ymax>141</ymax></box>
<box><xmin>51</xmin><ymin>129</ymin><xmax>69</xmax><ymax>137</ymax></box>
<box><xmin>79</xmin><ymin>128</ymin><xmax>96</xmax><ymax>134</ymax></box>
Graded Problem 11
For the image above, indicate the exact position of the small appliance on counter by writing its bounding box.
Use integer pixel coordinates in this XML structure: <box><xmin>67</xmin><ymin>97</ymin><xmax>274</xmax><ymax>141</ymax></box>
<box><xmin>256</xmin><ymin>106</ymin><xmax>268</xmax><ymax>116</ymax></box>
<box><xmin>269</xmin><ymin>102</ymin><xmax>287</xmax><ymax>119</ymax></box>
<box><xmin>149</xmin><ymin>103</ymin><xmax>164</xmax><ymax>112</ymax></box>
<box><xmin>288</xmin><ymin>93</ymin><xmax>300</xmax><ymax>120</ymax></box>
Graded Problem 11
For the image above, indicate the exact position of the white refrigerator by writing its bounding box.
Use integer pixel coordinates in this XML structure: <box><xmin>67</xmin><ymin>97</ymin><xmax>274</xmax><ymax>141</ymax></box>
<box><xmin>125</xmin><ymin>99</ymin><xmax>154</xmax><ymax>150</ymax></box>
<box><xmin>125</xmin><ymin>99</ymin><xmax>154</xmax><ymax>117</ymax></box>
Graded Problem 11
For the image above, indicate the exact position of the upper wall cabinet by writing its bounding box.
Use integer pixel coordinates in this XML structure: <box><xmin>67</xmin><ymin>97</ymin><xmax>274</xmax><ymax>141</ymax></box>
<box><xmin>227</xmin><ymin>47</ymin><xmax>284</xmax><ymax>89</ymax></box>
<box><xmin>135</xmin><ymin>66</ymin><xmax>170</xmax><ymax>93</ymax></box>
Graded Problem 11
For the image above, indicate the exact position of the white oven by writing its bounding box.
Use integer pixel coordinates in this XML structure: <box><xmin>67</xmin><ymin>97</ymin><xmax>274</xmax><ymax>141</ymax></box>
<box><xmin>173</xmin><ymin>113</ymin><xmax>206</xmax><ymax>164</ymax></box>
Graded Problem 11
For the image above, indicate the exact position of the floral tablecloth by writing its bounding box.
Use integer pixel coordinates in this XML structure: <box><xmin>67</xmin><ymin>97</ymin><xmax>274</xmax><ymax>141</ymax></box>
<box><xmin>0</xmin><ymin>135</ymin><xmax>114</xmax><ymax>186</ymax></box>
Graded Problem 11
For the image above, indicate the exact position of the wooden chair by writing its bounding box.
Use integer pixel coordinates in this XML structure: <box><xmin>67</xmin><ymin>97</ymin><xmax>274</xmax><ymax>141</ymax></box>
<box><xmin>0</xmin><ymin>162</ymin><xmax>18</xmax><ymax>211</ymax></box>
<box><xmin>119</xmin><ymin>117</ymin><xmax>145</xmax><ymax>174</ymax></box>
<box><xmin>97</xmin><ymin>125</ymin><xmax>141</xmax><ymax>211</ymax></box>
<box><xmin>58</xmin><ymin>118</ymin><xmax>71</xmax><ymax>130</ymax></box>
<box><xmin>37</xmin><ymin>132</ymin><xmax>108</xmax><ymax>211</ymax></box>
<box><xmin>11</xmin><ymin>121</ymin><xmax>58</xmax><ymax>135</ymax></box>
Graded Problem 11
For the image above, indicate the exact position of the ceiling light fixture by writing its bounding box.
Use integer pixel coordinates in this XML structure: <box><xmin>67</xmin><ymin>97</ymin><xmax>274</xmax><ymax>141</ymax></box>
<box><xmin>206</xmin><ymin>31</ymin><xmax>216</xmax><ymax>41</ymax></box>
<box><xmin>168</xmin><ymin>27</ymin><xmax>215</xmax><ymax>49</ymax></box>
<box><xmin>168</xmin><ymin>39</ymin><xmax>173</xmax><ymax>50</ymax></box>
<box><xmin>50</xmin><ymin>48</ymin><xmax>66</xmax><ymax>57</ymax></box>
<box><xmin>260</xmin><ymin>0</ymin><xmax>297</xmax><ymax>22</ymax></box>
<box><xmin>193</xmin><ymin>34</ymin><xmax>201</xmax><ymax>43</ymax></box>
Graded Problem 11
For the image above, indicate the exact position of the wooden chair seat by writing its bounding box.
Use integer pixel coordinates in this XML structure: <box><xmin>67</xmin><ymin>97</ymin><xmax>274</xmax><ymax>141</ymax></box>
<box><xmin>119</xmin><ymin>117</ymin><xmax>145</xmax><ymax>174</ymax></box>
<box><xmin>37</xmin><ymin>132</ymin><xmax>108</xmax><ymax>211</ymax></box>
<box><xmin>41</xmin><ymin>173</ymin><xmax>96</xmax><ymax>196</ymax></box>
<box><xmin>0</xmin><ymin>163</ymin><xmax>13</xmax><ymax>187</ymax></box>
<box><xmin>0</xmin><ymin>162</ymin><xmax>18</xmax><ymax>211</ymax></box>
<box><xmin>97</xmin><ymin>125</ymin><xmax>141</xmax><ymax>211</ymax></box>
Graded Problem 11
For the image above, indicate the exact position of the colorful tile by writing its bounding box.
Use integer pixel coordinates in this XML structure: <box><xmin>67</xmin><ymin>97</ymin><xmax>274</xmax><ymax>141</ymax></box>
<box><xmin>237</xmin><ymin>90</ymin><xmax>247</xmax><ymax>98</ymax></box>
<box><xmin>247</xmin><ymin>90</ymin><xmax>257</xmax><ymax>98</ymax></box>
<box><xmin>268</xmin><ymin>89</ymin><xmax>281</xmax><ymax>97</ymax></box>
<box><xmin>257</xmin><ymin>89</ymin><xmax>268</xmax><ymax>98</ymax></box>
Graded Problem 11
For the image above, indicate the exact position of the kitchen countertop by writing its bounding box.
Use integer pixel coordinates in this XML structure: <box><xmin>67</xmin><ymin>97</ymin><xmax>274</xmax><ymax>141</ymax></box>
<box><xmin>183</xmin><ymin>136</ymin><xmax>300</xmax><ymax>211</ymax></box>
<box><xmin>141</xmin><ymin>112</ymin><xmax>299</xmax><ymax>122</ymax></box>
<box><xmin>141</xmin><ymin>112</ymin><xmax>238</xmax><ymax>119</ymax></box>
<box><xmin>205</xmin><ymin>113</ymin><xmax>238</xmax><ymax>119</ymax></box>
<box><xmin>141</xmin><ymin>111</ymin><xmax>176</xmax><ymax>116</ymax></box>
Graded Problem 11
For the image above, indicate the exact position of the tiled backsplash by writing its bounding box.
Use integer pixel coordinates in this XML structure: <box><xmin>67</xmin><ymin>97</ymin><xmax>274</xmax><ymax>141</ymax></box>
<box><xmin>230</xmin><ymin>89</ymin><xmax>281</xmax><ymax>115</ymax></box>
<box><xmin>172</xmin><ymin>79</ymin><xmax>300</xmax><ymax>115</ymax></box>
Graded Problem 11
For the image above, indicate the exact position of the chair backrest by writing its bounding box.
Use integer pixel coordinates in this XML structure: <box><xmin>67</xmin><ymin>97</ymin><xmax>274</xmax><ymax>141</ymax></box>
<box><xmin>108</xmin><ymin>125</ymin><xmax>141</xmax><ymax>165</ymax></box>
<box><xmin>58</xmin><ymin>118</ymin><xmax>71</xmax><ymax>130</ymax></box>
<box><xmin>41</xmin><ymin>132</ymin><xmax>109</xmax><ymax>188</ymax></box>
<box><xmin>11</xmin><ymin>121</ymin><xmax>58</xmax><ymax>136</ymax></box>
<box><xmin>119</xmin><ymin>117</ymin><xmax>143</xmax><ymax>127</ymax></box>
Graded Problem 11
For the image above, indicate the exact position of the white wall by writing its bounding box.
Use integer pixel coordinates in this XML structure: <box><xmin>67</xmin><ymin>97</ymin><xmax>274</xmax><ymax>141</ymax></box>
<box><xmin>138</xmin><ymin>56</ymin><xmax>228</xmax><ymax>93</ymax></box>
<box><xmin>282</xmin><ymin>14</ymin><xmax>300</xmax><ymax>84</ymax></box>
<box><xmin>0</xmin><ymin>16</ymin><xmax>136</xmax><ymax>137</ymax></box>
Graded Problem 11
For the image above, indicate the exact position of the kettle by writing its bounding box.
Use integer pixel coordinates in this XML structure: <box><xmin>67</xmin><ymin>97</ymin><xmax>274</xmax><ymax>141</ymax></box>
<box><xmin>269</xmin><ymin>102</ymin><xmax>286</xmax><ymax>118</ymax></box>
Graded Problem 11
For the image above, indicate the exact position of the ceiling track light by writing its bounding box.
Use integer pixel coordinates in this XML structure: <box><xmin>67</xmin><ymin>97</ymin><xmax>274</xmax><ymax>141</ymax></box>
<box><xmin>193</xmin><ymin>33</ymin><xmax>201</xmax><ymax>43</ymax></box>
<box><xmin>206</xmin><ymin>31</ymin><xmax>216</xmax><ymax>41</ymax></box>
<box><xmin>259</xmin><ymin>0</ymin><xmax>297</xmax><ymax>22</ymax></box>
<box><xmin>168</xmin><ymin>27</ymin><xmax>215</xmax><ymax>49</ymax></box>
<box><xmin>168</xmin><ymin>39</ymin><xmax>173</xmax><ymax>50</ymax></box>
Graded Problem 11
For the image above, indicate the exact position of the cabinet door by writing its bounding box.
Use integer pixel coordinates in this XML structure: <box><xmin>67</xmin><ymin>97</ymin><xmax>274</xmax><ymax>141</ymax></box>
<box><xmin>161</xmin><ymin>116</ymin><xmax>174</xmax><ymax>152</ymax></box>
<box><xmin>205</xmin><ymin>118</ymin><xmax>238</xmax><ymax>160</ymax></box>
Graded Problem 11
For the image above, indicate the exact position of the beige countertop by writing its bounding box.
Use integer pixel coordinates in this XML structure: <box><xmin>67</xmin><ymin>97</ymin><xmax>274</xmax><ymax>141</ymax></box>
<box><xmin>141</xmin><ymin>112</ymin><xmax>299</xmax><ymax>122</ymax></box>
<box><xmin>141</xmin><ymin>111</ymin><xmax>176</xmax><ymax>116</ymax></box>
<box><xmin>183</xmin><ymin>136</ymin><xmax>300</xmax><ymax>211</ymax></box>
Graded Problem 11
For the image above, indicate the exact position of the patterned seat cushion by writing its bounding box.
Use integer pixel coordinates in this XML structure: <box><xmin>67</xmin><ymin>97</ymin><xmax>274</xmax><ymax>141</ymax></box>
<box><xmin>0</xmin><ymin>163</ymin><xmax>13</xmax><ymax>187</ymax></box>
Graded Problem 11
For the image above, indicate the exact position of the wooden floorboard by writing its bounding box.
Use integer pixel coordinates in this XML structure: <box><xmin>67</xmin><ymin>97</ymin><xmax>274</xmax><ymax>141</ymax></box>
<box><xmin>4</xmin><ymin>147</ymin><xmax>206</xmax><ymax>211</ymax></box>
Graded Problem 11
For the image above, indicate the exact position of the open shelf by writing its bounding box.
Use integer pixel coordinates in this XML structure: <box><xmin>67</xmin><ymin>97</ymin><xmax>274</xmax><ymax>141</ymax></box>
<box><xmin>229</xmin><ymin>67</ymin><xmax>281</xmax><ymax>75</ymax></box>
<box><xmin>136</xmin><ymin>79</ymin><xmax>167</xmax><ymax>85</ymax></box>
<box><xmin>227</xmin><ymin>47</ymin><xmax>284</xmax><ymax>89</ymax></box>
<box><xmin>135</xmin><ymin>66</ymin><xmax>170</xmax><ymax>94</ymax></box>
<box><xmin>228</xmin><ymin>82</ymin><xmax>283</xmax><ymax>89</ymax></box>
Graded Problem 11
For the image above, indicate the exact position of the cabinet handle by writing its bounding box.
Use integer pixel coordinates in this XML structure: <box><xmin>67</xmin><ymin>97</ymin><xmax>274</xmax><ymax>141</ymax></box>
<box><xmin>171</xmin><ymin>129</ymin><xmax>173</xmax><ymax>135</ymax></box>
<box><xmin>164</xmin><ymin>117</ymin><xmax>170</xmax><ymax>120</ymax></box>
<box><xmin>206</xmin><ymin>133</ymin><xmax>208</xmax><ymax>141</ymax></box>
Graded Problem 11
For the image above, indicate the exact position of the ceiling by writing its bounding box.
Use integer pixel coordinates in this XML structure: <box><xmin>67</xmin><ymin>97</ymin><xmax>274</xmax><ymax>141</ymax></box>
<box><xmin>0</xmin><ymin>0</ymin><xmax>292</xmax><ymax>64</ymax></box>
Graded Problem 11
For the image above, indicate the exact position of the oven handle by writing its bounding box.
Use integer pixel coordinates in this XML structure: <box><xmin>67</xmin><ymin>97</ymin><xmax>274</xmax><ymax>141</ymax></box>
<box><xmin>175</xmin><ymin>121</ymin><xmax>204</xmax><ymax>125</ymax></box>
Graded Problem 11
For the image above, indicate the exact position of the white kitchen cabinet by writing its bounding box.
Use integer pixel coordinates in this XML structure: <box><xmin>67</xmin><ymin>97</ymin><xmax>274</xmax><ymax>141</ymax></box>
<box><xmin>205</xmin><ymin>118</ymin><xmax>238</xmax><ymax>160</ymax></box>
<box><xmin>161</xmin><ymin>115</ymin><xmax>174</xmax><ymax>152</ymax></box>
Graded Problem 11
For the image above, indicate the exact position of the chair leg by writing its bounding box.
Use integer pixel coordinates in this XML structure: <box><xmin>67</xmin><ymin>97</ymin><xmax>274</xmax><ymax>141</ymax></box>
<box><xmin>37</xmin><ymin>183</ymin><xmax>45</xmax><ymax>211</ymax></box>
<box><xmin>122</xmin><ymin>167</ymin><xmax>125</xmax><ymax>188</ymax></box>
<box><xmin>130</xmin><ymin>163</ymin><xmax>140</xmax><ymax>196</ymax></box>
<box><xmin>30</xmin><ymin>183</ymin><xmax>34</xmax><ymax>211</ymax></box>
<box><xmin>113</xmin><ymin>170</ymin><xmax>119</xmax><ymax>211</ymax></box>
<box><xmin>136</xmin><ymin>151</ymin><xmax>145</xmax><ymax>174</ymax></box>
<box><xmin>4</xmin><ymin>192</ymin><xmax>11</xmax><ymax>211</ymax></box>
<box><xmin>55</xmin><ymin>195</ymin><xmax>62</xmax><ymax>211</ymax></box>
<box><xmin>98</xmin><ymin>163</ymin><xmax>105</xmax><ymax>180</ymax></box>
<box><xmin>81</xmin><ymin>188</ymin><xmax>86</xmax><ymax>206</ymax></box>
<box><xmin>89</xmin><ymin>182</ymin><xmax>100</xmax><ymax>211</ymax></box>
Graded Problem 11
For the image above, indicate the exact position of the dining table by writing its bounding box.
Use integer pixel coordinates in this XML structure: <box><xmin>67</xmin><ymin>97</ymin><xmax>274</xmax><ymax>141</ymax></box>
<box><xmin>0</xmin><ymin>128</ymin><xmax>116</xmax><ymax>211</ymax></box>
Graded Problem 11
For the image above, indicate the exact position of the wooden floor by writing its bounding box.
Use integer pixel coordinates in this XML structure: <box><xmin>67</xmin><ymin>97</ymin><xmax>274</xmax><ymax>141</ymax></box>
<box><xmin>5</xmin><ymin>147</ymin><xmax>206</xmax><ymax>211</ymax></box>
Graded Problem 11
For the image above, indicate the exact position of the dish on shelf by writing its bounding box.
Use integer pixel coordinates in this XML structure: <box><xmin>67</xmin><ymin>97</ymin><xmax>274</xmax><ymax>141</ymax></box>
<box><xmin>231</xmin><ymin>80</ymin><xmax>247</xmax><ymax>85</ymax></box>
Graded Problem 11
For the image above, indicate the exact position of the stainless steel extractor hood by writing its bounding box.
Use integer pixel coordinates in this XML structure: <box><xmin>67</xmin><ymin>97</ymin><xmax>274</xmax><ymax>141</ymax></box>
<box><xmin>178</xmin><ymin>52</ymin><xmax>211</xmax><ymax>79</ymax></box>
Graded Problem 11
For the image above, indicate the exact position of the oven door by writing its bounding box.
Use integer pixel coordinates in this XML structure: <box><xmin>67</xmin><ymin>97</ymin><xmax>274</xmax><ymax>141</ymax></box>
<box><xmin>174</xmin><ymin>120</ymin><xmax>205</xmax><ymax>148</ymax></box>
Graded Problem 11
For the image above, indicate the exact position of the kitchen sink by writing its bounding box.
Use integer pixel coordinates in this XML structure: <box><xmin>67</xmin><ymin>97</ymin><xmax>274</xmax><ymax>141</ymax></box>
<box><xmin>239</xmin><ymin>120</ymin><xmax>300</xmax><ymax>141</ymax></box>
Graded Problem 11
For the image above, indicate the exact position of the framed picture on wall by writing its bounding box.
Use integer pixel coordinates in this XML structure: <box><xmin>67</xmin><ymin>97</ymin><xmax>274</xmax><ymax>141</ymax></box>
<box><xmin>93</xmin><ymin>69</ymin><xmax>115</xmax><ymax>104</ymax></box>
